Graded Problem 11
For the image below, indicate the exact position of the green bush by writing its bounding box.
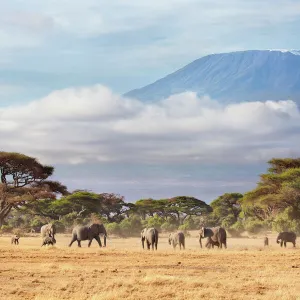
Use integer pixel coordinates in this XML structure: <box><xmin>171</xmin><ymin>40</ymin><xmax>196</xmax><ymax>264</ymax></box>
<box><xmin>145</xmin><ymin>215</ymin><xmax>164</xmax><ymax>229</ymax></box>
<box><xmin>52</xmin><ymin>221</ymin><xmax>66</xmax><ymax>233</ymax></box>
<box><xmin>106</xmin><ymin>222</ymin><xmax>121</xmax><ymax>236</ymax></box>
<box><xmin>0</xmin><ymin>225</ymin><xmax>13</xmax><ymax>233</ymax></box>
<box><xmin>244</xmin><ymin>218</ymin><xmax>268</xmax><ymax>234</ymax></box>
<box><xmin>119</xmin><ymin>215</ymin><xmax>142</xmax><ymax>236</ymax></box>
<box><xmin>161</xmin><ymin>221</ymin><xmax>177</xmax><ymax>232</ymax></box>
<box><xmin>272</xmin><ymin>208</ymin><xmax>300</xmax><ymax>234</ymax></box>
<box><xmin>181</xmin><ymin>218</ymin><xmax>199</xmax><ymax>230</ymax></box>
<box><xmin>221</xmin><ymin>214</ymin><xmax>237</xmax><ymax>228</ymax></box>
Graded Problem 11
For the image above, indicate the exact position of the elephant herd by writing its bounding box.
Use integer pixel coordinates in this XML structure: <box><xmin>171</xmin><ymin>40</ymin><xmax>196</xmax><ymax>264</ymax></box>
<box><xmin>10</xmin><ymin>223</ymin><xmax>297</xmax><ymax>250</ymax></box>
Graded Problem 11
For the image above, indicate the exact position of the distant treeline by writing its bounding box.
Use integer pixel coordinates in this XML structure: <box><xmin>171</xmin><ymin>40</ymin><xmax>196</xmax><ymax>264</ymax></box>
<box><xmin>1</xmin><ymin>152</ymin><xmax>300</xmax><ymax>236</ymax></box>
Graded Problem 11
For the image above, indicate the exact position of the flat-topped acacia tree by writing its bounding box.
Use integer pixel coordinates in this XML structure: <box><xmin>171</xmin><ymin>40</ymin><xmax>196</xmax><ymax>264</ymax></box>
<box><xmin>0</xmin><ymin>152</ymin><xmax>68</xmax><ymax>227</ymax></box>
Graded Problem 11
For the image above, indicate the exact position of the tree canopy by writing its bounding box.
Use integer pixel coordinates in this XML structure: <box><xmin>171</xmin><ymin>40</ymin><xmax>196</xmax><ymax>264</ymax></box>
<box><xmin>0</xmin><ymin>152</ymin><xmax>67</xmax><ymax>226</ymax></box>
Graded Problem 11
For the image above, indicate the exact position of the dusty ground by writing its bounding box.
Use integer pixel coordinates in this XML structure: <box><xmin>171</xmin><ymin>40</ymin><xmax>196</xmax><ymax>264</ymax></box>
<box><xmin>0</xmin><ymin>233</ymin><xmax>299</xmax><ymax>300</ymax></box>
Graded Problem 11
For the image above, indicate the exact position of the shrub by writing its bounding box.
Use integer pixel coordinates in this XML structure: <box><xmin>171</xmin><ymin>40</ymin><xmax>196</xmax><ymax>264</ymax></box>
<box><xmin>145</xmin><ymin>216</ymin><xmax>164</xmax><ymax>230</ymax></box>
<box><xmin>272</xmin><ymin>208</ymin><xmax>300</xmax><ymax>234</ymax></box>
<box><xmin>106</xmin><ymin>223</ymin><xmax>121</xmax><ymax>236</ymax></box>
<box><xmin>52</xmin><ymin>221</ymin><xmax>66</xmax><ymax>233</ymax></box>
<box><xmin>244</xmin><ymin>218</ymin><xmax>268</xmax><ymax>234</ymax></box>
<box><xmin>119</xmin><ymin>216</ymin><xmax>142</xmax><ymax>236</ymax></box>
<box><xmin>0</xmin><ymin>225</ymin><xmax>13</xmax><ymax>233</ymax></box>
<box><xmin>161</xmin><ymin>221</ymin><xmax>177</xmax><ymax>232</ymax></box>
<box><xmin>221</xmin><ymin>214</ymin><xmax>236</xmax><ymax>228</ymax></box>
<box><xmin>12</xmin><ymin>228</ymin><xmax>23</xmax><ymax>236</ymax></box>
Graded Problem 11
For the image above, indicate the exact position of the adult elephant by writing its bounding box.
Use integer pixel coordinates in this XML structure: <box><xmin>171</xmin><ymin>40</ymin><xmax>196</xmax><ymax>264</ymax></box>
<box><xmin>276</xmin><ymin>231</ymin><xmax>296</xmax><ymax>248</ymax></box>
<box><xmin>168</xmin><ymin>231</ymin><xmax>185</xmax><ymax>250</ymax></box>
<box><xmin>41</xmin><ymin>223</ymin><xmax>56</xmax><ymax>240</ymax></box>
<box><xmin>141</xmin><ymin>228</ymin><xmax>158</xmax><ymax>250</ymax></box>
<box><xmin>69</xmin><ymin>223</ymin><xmax>107</xmax><ymax>248</ymax></box>
<box><xmin>199</xmin><ymin>226</ymin><xmax>227</xmax><ymax>249</ymax></box>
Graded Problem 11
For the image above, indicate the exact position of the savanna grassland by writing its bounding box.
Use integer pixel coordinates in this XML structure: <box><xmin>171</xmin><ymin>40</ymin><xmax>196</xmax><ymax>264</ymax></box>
<box><xmin>0</xmin><ymin>232</ymin><xmax>299</xmax><ymax>300</ymax></box>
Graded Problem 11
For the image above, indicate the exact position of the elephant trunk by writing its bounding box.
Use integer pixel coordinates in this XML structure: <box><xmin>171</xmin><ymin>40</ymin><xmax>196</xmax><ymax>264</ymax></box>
<box><xmin>276</xmin><ymin>235</ymin><xmax>281</xmax><ymax>244</ymax></box>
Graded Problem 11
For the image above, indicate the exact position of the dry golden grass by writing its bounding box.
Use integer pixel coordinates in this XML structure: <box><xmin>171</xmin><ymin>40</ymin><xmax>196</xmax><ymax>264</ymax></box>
<box><xmin>0</xmin><ymin>233</ymin><xmax>299</xmax><ymax>300</ymax></box>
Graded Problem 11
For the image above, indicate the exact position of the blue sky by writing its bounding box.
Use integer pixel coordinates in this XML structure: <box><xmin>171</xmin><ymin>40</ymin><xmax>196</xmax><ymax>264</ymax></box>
<box><xmin>1</xmin><ymin>0</ymin><xmax>300</xmax><ymax>202</ymax></box>
<box><xmin>2</xmin><ymin>0</ymin><xmax>300</xmax><ymax>102</ymax></box>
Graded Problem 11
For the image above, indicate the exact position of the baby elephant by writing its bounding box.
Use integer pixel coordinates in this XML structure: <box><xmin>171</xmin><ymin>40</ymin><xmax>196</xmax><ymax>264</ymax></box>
<box><xmin>205</xmin><ymin>237</ymin><xmax>220</xmax><ymax>249</ymax></box>
<box><xmin>168</xmin><ymin>231</ymin><xmax>185</xmax><ymax>250</ymax></box>
<box><xmin>264</xmin><ymin>237</ymin><xmax>269</xmax><ymax>246</ymax></box>
<box><xmin>11</xmin><ymin>235</ymin><xmax>20</xmax><ymax>245</ymax></box>
<box><xmin>41</xmin><ymin>236</ymin><xmax>56</xmax><ymax>247</ymax></box>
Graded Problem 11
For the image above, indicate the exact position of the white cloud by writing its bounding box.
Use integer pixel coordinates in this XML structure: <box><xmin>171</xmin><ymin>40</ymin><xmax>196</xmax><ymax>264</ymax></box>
<box><xmin>0</xmin><ymin>84</ymin><xmax>299</xmax><ymax>165</ymax></box>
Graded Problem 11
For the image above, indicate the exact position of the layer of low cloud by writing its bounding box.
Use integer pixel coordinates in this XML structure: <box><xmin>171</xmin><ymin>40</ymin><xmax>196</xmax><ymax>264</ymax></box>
<box><xmin>1</xmin><ymin>84</ymin><xmax>299</xmax><ymax>166</ymax></box>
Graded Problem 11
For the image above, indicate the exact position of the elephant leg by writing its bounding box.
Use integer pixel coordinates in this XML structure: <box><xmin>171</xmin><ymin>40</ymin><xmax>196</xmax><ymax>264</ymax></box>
<box><xmin>219</xmin><ymin>238</ymin><xmax>222</xmax><ymax>249</ymax></box>
<box><xmin>280</xmin><ymin>241</ymin><xmax>283</xmax><ymax>247</ymax></box>
<box><xmin>77</xmin><ymin>240</ymin><xmax>82</xmax><ymax>247</ymax></box>
<box><xmin>293</xmin><ymin>241</ymin><xmax>296</xmax><ymax>247</ymax></box>
<box><xmin>155</xmin><ymin>241</ymin><xmax>157</xmax><ymax>250</ymax></box>
<box><xmin>69</xmin><ymin>237</ymin><xmax>76</xmax><ymax>247</ymax></box>
<box><xmin>284</xmin><ymin>241</ymin><xmax>287</xmax><ymax>248</ymax></box>
<box><xmin>88</xmin><ymin>239</ymin><xmax>93</xmax><ymax>247</ymax></box>
<box><xmin>95</xmin><ymin>236</ymin><xmax>102</xmax><ymax>247</ymax></box>
<box><xmin>146</xmin><ymin>241</ymin><xmax>150</xmax><ymax>250</ymax></box>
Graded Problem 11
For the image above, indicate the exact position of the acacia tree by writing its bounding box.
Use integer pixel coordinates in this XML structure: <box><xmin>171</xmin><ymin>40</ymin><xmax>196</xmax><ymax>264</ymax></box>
<box><xmin>242</xmin><ymin>158</ymin><xmax>300</xmax><ymax>220</ymax></box>
<box><xmin>166</xmin><ymin>196</ymin><xmax>212</xmax><ymax>224</ymax></box>
<box><xmin>0</xmin><ymin>152</ymin><xmax>68</xmax><ymax>227</ymax></box>
<box><xmin>210</xmin><ymin>193</ymin><xmax>243</xmax><ymax>227</ymax></box>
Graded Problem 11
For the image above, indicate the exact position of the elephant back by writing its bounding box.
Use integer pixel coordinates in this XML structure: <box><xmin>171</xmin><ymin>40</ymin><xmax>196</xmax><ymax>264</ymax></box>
<box><xmin>41</xmin><ymin>223</ymin><xmax>56</xmax><ymax>238</ymax></box>
<box><xmin>177</xmin><ymin>231</ymin><xmax>185</xmax><ymax>243</ymax></box>
<box><xmin>278</xmin><ymin>231</ymin><xmax>296</xmax><ymax>242</ymax></box>
<box><xmin>72</xmin><ymin>225</ymin><xmax>89</xmax><ymax>240</ymax></box>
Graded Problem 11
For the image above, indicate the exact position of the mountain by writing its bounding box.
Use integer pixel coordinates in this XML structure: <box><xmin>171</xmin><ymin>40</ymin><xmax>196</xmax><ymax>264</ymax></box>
<box><xmin>124</xmin><ymin>50</ymin><xmax>300</xmax><ymax>103</ymax></box>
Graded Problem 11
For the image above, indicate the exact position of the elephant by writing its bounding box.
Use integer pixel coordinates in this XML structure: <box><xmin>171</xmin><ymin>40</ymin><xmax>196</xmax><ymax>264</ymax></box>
<box><xmin>199</xmin><ymin>226</ymin><xmax>227</xmax><ymax>249</ymax></box>
<box><xmin>276</xmin><ymin>232</ymin><xmax>296</xmax><ymax>247</ymax></box>
<box><xmin>69</xmin><ymin>223</ymin><xmax>107</xmax><ymax>248</ymax></box>
<box><xmin>11</xmin><ymin>235</ymin><xmax>20</xmax><ymax>245</ymax></box>
<box><xmin>205</xmin><ymin>237</ymin><xmax>220</xmax><ymax>249</ymax></box>
<box><xmin>41</xmin><ymin>236</ymin><xmax>56</xmax><ymax>247</ymax></box>
<box><xmin>168</xmin><ymin>231</ymin><xmax>185</xmax><ymax>250</ymax></box>
<box><xmin>141</xmin><ymin>228</ymin><xmax>158</xmax><ymax>250</ymax></box>
<box><xmin>41</xmin><ymin>223</ymin><xmax>56</xmax><ymax>239</ymax></box>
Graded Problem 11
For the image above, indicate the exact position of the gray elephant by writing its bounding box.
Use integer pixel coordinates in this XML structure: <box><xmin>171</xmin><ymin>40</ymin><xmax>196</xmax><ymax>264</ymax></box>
<box><xmin>41</xmin><ymin>223</ymin><xmax>56</xmax><ymax>239</ymax></box>
<box><xmin>141</xmin><ymin>228</ymin><xmax>158</xmax><ymax>250</ymax></box>
<box><xmin>168</xmin><ymin>231</ymin><xmax>185</xmax><ymax>250</ymax></box>
<box><xmin>199</xmin><ymin>226</ymin><xmax>227</xmax><ymax>249</ymax></box>
<box><xmin>69</xmin><ymin>223</ymin><xmax>107</xmax><ymax>248</ymax></box>
<box><xmin>41</xmin><ymin>236</ymin><xmax>56</xmax><ymax>247</ymax></box>
<box><xmin>276</xmin><ymin>231</ymin><xmax>296</xmax><ymax>247</ymax></box>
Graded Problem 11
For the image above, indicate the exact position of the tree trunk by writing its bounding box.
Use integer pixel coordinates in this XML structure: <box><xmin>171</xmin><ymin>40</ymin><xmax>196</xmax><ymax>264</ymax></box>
<box><xmin>0</xmin><ymin>216</ymin><xmax>5</xmax><ymax>228</ymax></box>
<box><xmin>0</xmin><ymin>200</ymin><xmax>12</xmax><ymax>228</ymax></box>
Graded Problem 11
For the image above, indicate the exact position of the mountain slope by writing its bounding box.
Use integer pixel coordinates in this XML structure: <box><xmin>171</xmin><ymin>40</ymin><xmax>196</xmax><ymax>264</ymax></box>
<box><xmin>124</xmin><ymin>50</ymin><xmax>300</xmax><ymax>103</ymax></box>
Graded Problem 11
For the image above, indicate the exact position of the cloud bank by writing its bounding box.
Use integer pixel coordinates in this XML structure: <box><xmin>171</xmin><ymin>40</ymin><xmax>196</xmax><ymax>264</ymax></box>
<box><xmin>1</xmin><ymin>85</ymin><xmax>299</xmax><ymax>166</ymax></box>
